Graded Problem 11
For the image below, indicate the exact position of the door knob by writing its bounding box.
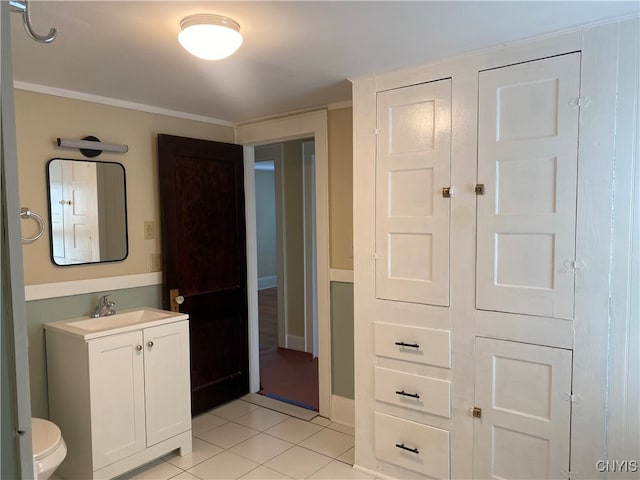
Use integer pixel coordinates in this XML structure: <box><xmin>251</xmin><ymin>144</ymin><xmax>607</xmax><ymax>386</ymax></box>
<box><xmin>170</xmin><ymin>289</ymin><xmax>184</xmax><ymax>312</ymax></box>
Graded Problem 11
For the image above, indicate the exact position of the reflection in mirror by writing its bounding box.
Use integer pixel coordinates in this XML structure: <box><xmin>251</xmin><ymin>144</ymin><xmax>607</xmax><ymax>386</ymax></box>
<box><xmin>47</xmin><ymin>158</ymin><xmax>128</xmax><ymax>265</ymax></box>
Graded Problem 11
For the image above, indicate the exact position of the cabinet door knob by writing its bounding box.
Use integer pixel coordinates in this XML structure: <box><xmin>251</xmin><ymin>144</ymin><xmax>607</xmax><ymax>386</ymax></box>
<box><xmin>136</xmin><ymin>345</ymin><xmax>142</xmax><ymax>351</ymax></box>
<box><xmin>147</xmin><ymin>341</ymin><xmax>154</xmax><ymax>348</ymax></box>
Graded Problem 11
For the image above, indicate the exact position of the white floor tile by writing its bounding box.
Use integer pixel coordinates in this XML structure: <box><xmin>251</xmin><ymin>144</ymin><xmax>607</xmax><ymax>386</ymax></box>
<box><xmin>235</xmin><ymin>407</ymin><xmax>290</xmax><ymax>431</ymax></box>
<box><xmin>170</xmin><ymin>472</ymin><xmax>204</xmax><ymax>480</ymax></box>
<box><xmin>310</xmin><ymin>416</ymin><xmax>332</xmax><ymax>427</ymax></box>
<box><xmin>208</xmin><ymin>399</ymin><xmax>259</xmax><ymax>420</ymax></box>
<box><xmin>192</xmin><ymin>413</ymin><xmax>229</xmax><ymax>436</ymax></box>
<box><xmin>264</xmin><ymin>445</ymin><xmax>332</xmax><ymax>479</ymax></box>
<box><xmin>264</xmin><ymin>417</ymin><xmax>323</xmax><ymax>444</ymax></box>
<box><xmin>198</xmin><ymin>422</ymin><xmax>260</xmax><ymax>449</ymax></box>
<box><xmin>229</xmin><ymin>433</ymin><xmax>294</xmax><ymax>464</ymax></box>
<box><xmin>239</xmin><ymin>465</ymin><xmax>293</xmax><ymax>479</ymax></box>
<box><xmin>337</xmin><ymin>446</ymin><xmax>355</xmax><ymax>465</ymax></box>
<box><xmin>326</xmin><ymin>422</ymin><xmax>355</xmax><ymax>436</ymax></box>
<box><xmin>187</xmin><ymin>451</ymin><xmax>259</xmax><ymax>480</ymax></box>
<box><xmin>299</xmin><ymin>428</ymin><xmax>354</xmax><ymax>458</ymax></box>
<box><xmin>166</xmin><ymin>437</ymin><xmax>224</xmax><ymax>469</ymax></box>
<box><xmin>307</xmin><ymin>460</ymin><xmax>375</xmax><ymax>479</ymax></box>
<box><xmin>117</xmin><ymin>459</ymin><xmax>183</xmax><ymax>480</ymax></box>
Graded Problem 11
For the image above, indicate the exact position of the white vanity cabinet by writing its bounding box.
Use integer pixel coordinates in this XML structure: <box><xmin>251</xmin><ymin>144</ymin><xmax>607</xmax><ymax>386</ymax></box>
<box><xmin>45</xmin><ymin>312</ymin><xmax>192</xmax><ymax>479</ymax></box>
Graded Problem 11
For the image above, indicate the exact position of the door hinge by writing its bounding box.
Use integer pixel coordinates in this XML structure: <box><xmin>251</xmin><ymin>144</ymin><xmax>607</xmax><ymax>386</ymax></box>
<box><xmin>569</xmin><ymin>96</ymin><xmax>591</xmax><ymax>109</ymax></box>
<box><xmin>475</xmin><ymin>184</ymin><xmax>485</xmax><ymax>195</ymax></box>
<box><xmin>563</xmin><ymin>259</ymin><xmax>586</xmax><ymax>271</ymax></box>
<box><xmin>563</xmin><ymin>392</ymin><xmax>583</xmax><ymax>404</ymax></box>
<box><xmin>442</xmin><ymin>186</ymin><xmax>455</xmax><ymax>198</ymax></box>
<box><xmin>472</xmin><ymin>406</ymin><xmax>482</xmax><ymax>418</ymax></box>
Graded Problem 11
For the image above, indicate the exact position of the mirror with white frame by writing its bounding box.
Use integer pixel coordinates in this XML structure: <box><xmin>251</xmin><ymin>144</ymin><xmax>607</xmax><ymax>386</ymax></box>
<box><xmin>46</xmin><ymin>158</ymin><xmax>128</xmax><ymax>266</ymax></box>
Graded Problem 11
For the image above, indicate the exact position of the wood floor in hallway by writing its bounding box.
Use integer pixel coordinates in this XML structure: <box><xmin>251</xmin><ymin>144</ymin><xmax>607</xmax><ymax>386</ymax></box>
<box><xmin>258</xmin><ymin>288</ymin><xmax>319</xmax><ymax>411</ymax></box>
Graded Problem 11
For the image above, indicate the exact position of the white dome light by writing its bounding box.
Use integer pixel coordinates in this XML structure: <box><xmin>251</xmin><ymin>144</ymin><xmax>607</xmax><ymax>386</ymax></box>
<box><xmin>178</xmin><ymin>14</ymin><xmax>243</xmax><ymax>61</ymax></box>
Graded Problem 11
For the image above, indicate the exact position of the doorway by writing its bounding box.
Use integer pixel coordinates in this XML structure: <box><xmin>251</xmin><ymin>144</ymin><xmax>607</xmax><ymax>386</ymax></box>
<box><xmin>237</xmin><ymin>110</ymin><xmax>331</xmax><ymax>418</ymax></box>
<box><xmin>254</xmin><ymin>139</ymin><xmax>318</xmax><ymax>410</ymax></box>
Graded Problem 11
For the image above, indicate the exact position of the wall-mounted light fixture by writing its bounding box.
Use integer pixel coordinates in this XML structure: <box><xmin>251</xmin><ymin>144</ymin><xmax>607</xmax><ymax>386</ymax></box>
<box><xmin>56</xmin><ymin>136</ymin><xmax>129</xmax><ymax>158</ymax></box>
<box><xmin>178</xmin><ymin>14</ymin><xmax>243</xmax><ymax>60</ymax></box>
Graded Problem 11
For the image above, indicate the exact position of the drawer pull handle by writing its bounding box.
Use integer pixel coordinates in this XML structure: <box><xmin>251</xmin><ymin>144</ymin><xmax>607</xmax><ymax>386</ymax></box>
<box><xmin>395</xmin><ymin>443</ymin><xmax>420</xmax><ymax>455</ymax></box>
<box><xmin>395</xmin><ymin>390</ymin><xmax>420</xmax><ymax>399</ymax></box>
<box><xmin>395</xmin><ymin>341</ymin><xmax>420</xmax><ymax>349</ymax></box>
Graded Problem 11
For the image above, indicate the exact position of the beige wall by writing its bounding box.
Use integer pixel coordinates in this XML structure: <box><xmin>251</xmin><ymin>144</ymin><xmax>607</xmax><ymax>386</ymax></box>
<box><xmin>15</xmin><ymin>90</ymin><xmax>235</xmax><ymax>285</ymax></box>
<box><xmin>281</xmin><ymin>139</ymin><xmax>306</xmax><ymax>338</ymax></box>
<box><xmin>328</xmin><ymin>107</ymin><xmax>353</xmax><ymax>270</ymax></box>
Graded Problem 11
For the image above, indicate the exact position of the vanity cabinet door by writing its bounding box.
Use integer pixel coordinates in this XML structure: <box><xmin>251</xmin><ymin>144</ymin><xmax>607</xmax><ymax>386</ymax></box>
<box><xmin>88</xmin><ymin>330</ymin><xmax>146</xmax><ymax>470</ymax></box>
<box><xmin>144</xmin><ymin>321</ymin><xmax>191</xmax><ymax>446</ymax></box>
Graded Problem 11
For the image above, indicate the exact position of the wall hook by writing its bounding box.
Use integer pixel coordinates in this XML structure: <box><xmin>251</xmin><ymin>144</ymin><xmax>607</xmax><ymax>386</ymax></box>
<box><xmin>10</xmin><ymin>0</ymin><xmax>57</xmax><ymax>44</ymax></box>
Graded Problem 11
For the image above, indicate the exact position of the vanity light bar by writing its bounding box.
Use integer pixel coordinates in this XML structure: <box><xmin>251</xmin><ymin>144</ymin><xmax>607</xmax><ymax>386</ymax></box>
<box><xmin>56</xmin><ymin>138</ymin><xmax>129</xmax><ymax>154</ymax></box>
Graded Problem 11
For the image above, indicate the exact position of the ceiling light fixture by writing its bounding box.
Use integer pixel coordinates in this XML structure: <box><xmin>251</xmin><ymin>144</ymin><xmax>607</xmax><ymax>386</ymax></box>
<box><xmin>178</xmin><ymin>14</ymin><xmax>243</xmax><ymax>61</ymax></box>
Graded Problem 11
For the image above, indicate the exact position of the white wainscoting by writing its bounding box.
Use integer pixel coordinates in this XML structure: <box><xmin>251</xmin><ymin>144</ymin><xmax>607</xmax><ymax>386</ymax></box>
<box><xmin>24</xmin><ymin>273</ymin><xmax>162</xmax><ymax>301</ymax></box>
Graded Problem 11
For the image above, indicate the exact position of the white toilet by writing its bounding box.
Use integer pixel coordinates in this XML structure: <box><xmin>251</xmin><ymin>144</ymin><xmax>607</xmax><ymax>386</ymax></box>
<box><xmin>32</xmin><ymin>418</ymin><xmax>67</xmax><ymax>480</ymax></box>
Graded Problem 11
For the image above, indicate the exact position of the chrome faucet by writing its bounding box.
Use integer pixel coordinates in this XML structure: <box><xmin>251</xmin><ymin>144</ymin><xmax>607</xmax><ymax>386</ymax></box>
<box><xmin>92</xmin><ymin>294</ymin><xmax>116</xmax><ymax>318</ymax></box>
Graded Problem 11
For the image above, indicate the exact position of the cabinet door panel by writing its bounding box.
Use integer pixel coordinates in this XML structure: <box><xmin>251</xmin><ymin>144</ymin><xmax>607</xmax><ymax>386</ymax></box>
<box><xmin>473</xmin><ymin>337</ymin><xmax>571</xmax><ymax>479</ymax></box>
<box><xmin>376</xmin><ymin>79</ymin><xmax>451</xmax><ymax>306</ymax></box>
<box><xmin>476</xmin><ymin>53</ymin><xmax>580</xmax><ymax>320</ymax></box>
<box><xmin>144</xmin><ymin>322</ymin><xmax>191</xmax><ymax>446</ymax></box>
<box><xmin>88</xmin><ymin>331</ymin><xmax>145</xmax><ymax>469</ymax></box>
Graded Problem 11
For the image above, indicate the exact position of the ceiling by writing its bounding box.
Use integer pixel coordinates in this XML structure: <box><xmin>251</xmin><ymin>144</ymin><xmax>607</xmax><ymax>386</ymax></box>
<box><xmin>10</xmin><ymin>1</ymin><xmax>640</xmax><ymax>125</ymax></box>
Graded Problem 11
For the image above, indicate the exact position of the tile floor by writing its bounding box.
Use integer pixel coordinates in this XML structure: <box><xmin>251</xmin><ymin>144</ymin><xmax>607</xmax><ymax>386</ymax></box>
<box><xmin>94</xmin><ymin>398</ymin><xmax>376</xmax><ymax>480</ymax></box>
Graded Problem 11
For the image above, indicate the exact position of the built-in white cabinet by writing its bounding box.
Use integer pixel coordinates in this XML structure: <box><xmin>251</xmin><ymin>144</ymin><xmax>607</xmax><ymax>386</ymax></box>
<box><xmin>46</xmin><ymin>319</ymin><xmax>192</xmax><ymax>479</ymax></box>
<box><xmin>354</xmin><ymin>20</ymin><xmax>632</xmax><ymax>480</ymax></box>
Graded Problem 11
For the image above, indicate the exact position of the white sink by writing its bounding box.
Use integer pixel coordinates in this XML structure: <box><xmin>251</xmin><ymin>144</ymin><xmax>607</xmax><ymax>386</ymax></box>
<box><xmin>45</xmin><ymin>307</ymin><xmax>189</xmax><ymax>339</ymax></box>
<box><xmin>68</xmin><ymin>309</ymin><xmax>173</xmax><ymax>331</ymax></box>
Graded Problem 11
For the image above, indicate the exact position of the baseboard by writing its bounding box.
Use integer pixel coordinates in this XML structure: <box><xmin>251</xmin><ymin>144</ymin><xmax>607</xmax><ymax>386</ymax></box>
<box><xmin>330</xmin><ymin>394</ymin><xmax>355</xmax><ymax>427</ymax></box>
<box><xmin>286</xmin><ymin>334</ymin><xmax>306</xmax><ymax>352</ymax></box>
<box><xmin>258</xmin><ymin>275</ymin><xmax>277</xmax><ymax>290</ymax></box>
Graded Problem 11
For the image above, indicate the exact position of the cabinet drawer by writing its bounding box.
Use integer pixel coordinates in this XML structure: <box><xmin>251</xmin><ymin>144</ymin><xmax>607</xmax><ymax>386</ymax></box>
<box><xmin>375</xmin><ymin>322</ymin><xmax>451</xmax><ymax>368</ymax></box>
<box><xmin>375</xmin><ymin>412</ymin><xmax>450</xmax><ymax>479</ymax></box>
<box><xmin>375</xmin><ymin>366</ymin><xmax>451</xmax><ymax>418</ymax></box>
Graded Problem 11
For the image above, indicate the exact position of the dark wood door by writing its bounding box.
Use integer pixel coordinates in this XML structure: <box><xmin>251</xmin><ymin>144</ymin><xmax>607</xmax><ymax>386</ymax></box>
<box><xmin>158</xmin><ymin>134</ymin><xmax>248</xmax><ymax>415</ymax></box>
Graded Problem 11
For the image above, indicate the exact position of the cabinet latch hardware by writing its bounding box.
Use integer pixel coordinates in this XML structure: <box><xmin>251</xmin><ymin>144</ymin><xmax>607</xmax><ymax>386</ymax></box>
<box><xmin>472</xmin><ymin>406</ymin><xmax>482</xmax><ymax>418</ymax></box>
<box><xmin>475</xmin><ymin>184</ymin><xmax>485</xmax><ymax>195</ymax></box>
<box><xmin>442</xmin><ymin>186</ymin><xmax>455</xmax><ymax>198</ymax></box>
<box><xmin>373</xmin><ymin>128</ymin><xmax>382</xmax><ymax>135</ymax></box>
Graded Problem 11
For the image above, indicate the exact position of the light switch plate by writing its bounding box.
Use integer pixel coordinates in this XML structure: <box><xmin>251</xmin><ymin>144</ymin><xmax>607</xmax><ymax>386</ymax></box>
<box><xmin>144</xmin><ymin>221</ymin><xmax>155</xmax><ymax>239</ymax></box>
